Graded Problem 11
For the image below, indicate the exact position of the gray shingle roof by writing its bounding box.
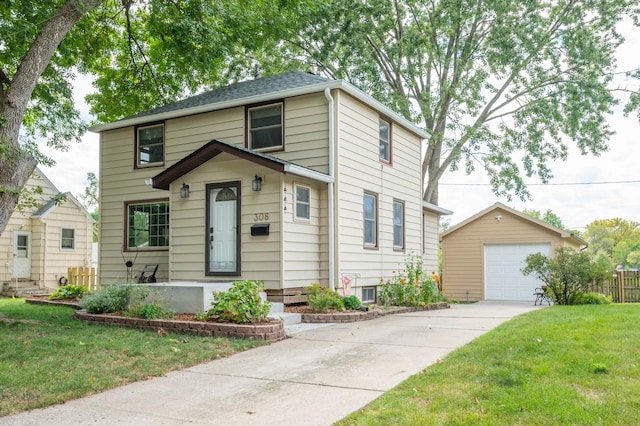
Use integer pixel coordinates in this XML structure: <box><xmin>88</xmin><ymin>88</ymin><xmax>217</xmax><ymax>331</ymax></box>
<box><xmin>128</xmin><ymin>71</ymin><xmax>332</xmax><ymax>120</ymax></box>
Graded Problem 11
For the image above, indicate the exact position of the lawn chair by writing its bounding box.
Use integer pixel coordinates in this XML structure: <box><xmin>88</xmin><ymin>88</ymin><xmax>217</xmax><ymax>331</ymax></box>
<box><xmin>137</xmin><ymin>264</ymin><xmax>159</xmax><ymax>283</ymax></box>
<box><xmin>534</xmin><ymin>285</ymin><xmax>551</xmax><ymax>306</ymax></box>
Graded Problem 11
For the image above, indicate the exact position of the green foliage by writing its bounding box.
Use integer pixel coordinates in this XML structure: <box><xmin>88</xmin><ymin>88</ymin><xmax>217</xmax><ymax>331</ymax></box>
<box><xmin>126</xmin><ymin>286</ymin><xmax>174</xmax><ymax>320</ymax></box>
<box><xmin>592</xmin><ymin>363</ymin><xmax>609</xmax><ymax>374</ymax></box>
<box><xmin>522</xmin><ymin>247</ymin><xmax>611</xmax><ymax>305</ymax></box>
<box><xmin>263</xmin><ymin>0</ymin><xmax>640</xmax><ymax>202</ymax></box>
<box><xmin>49</xmin><ymin>285</ymin><xmax>88</xmax><ymax>300</ymax></box>
<box><xmin>79</xmin><ymin>284</ymin><xmax>131</xmax><ymax>314</ymax></box>
<box><xmin>305</xmin><ymin>283</ymin><xmax>344</xmax><ymax>312</ymax></box>
<box><xmin>206</xmin><ymin>280</ymin><xmax>271</xmax><ymax>324</ymax></box>
<box><xmin>585</xmin><ymin>218</ymin><xmax>640</xmax><ymax>269</ymax></box>
<box><xmin>342</xmin><ymin>295</ymin><xmax>362</xmax><ymax>311</ymax></box>
<box><xmin>577</xmin><ymin>292</ymin><xmax>612</xmax><ymax>305</ymax></box>
<box><xmin>379</xmin><ymin>253</ymin><xmax>443</xmax><ymax>307</ymax></box>
<box><xmin>522</xmin><ymin>209</ymin><xmax>568</xmax><ymax>231</ymax></box>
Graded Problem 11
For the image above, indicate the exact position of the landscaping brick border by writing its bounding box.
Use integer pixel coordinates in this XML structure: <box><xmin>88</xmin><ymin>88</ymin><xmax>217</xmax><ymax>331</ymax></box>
<box><xmin>301</xmin><ymin>301</ymin><xmax>450</xmax><ymax>323</ymax></box>
<box><xmin>26</xmin><ymin>298</ymin><xmax>82</xmax><ymax>310</ymax></box>
<box><xmin>73</xmin><ymin>310</ymin><xmax>286</xmax><ymax>342</ymax></box>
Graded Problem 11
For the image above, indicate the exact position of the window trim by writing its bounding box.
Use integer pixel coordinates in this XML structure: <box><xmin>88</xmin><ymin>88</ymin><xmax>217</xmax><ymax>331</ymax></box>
<box><xmin>363</xmin><ymin>191</ymin><xmax>379</xmax><ymax>249</ymax></box>
<box><xmin>245</xmin><ymin>101</ymin><xmax>285</xmax><ymax>152</ymax></box>
<box><xmin>124</xmin><ymin>199</ymin><xmax>170</xmax><ymax>252</ymax></box>
<box><xmin>135</xmin><ymin>122</ymin><xmax>165</xmax><ymax>168</ymax></box>
<box><xmin>393</xmin><ymin>199</ymin><xmax>405</xmax><ymax>251</ymax></box>
<box><xmin>379</xmin><ymin>117</ymin><xmax>392</xmax><ymax>164</ymax></box>
<box><xmin>362</xmin><ymin>286</ymin><xmax>377</xmax><ymax>304</ymax></box>
<box><xmin>61</xmin><ymin>228</ymin><xmax>75</xmax><ymax>250</ymax></box>
<box><xmin>294</xmin><ymin>183</ymin><xmax>311</xmax><ymax>221</ymax></box>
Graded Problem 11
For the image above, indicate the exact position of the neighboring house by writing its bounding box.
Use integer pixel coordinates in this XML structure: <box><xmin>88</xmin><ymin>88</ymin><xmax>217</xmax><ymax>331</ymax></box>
<box><xmin>90</xmin><ymin>71</ymin><xmax>451</xmax><ymax>303</ymax></box>
<box><xmin>0</xmin><ymin>168</ymin><xmax>94</xmax><ymax>294</ymax></box>
<box><xmin>440</xmin><ymin>202</ymin><xmax>587</xmax><ymax>302</ymax></box>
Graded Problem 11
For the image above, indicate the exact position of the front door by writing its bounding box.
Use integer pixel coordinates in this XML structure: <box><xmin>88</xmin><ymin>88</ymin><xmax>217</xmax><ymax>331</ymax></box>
<box><xmin>207</xmin><ymin>183</ymin><xmax>240</xmax><ymax>275</ymax></box>
<box><xmin>12</xmin><ymin>231</ymin><xmax>31</xmax><ymax>279</ymax></box>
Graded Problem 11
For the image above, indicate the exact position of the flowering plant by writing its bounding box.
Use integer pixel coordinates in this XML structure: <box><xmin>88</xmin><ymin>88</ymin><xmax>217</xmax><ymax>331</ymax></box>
<box><xmin>378</xmin><ymin>252</ymin><xmax>443</xmax><ymax>307</ymax></box>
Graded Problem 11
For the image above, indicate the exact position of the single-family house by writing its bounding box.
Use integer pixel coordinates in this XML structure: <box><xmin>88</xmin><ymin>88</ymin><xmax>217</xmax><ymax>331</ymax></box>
<box><xmin>440</xmin><ymin>202</ymin><xmax>587</xmax><ymax>302</ymax></box>
<box><xmin>0</xmin><ymin>168</ymin><xmax>94</xmax><ymax>296</ymax></box>
<box><xmin>90</xmin><ymin>71</ymin><xmax>451</xmax><ymax>303</ymax></box>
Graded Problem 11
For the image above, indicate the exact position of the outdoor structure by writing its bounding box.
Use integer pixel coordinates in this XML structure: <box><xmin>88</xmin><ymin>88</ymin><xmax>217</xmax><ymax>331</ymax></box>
<box><xmin>440</xmin><ymin>202</ymin><xmax>587</xmax><ymax>302</ymax></box>
<box><xmin>0</xmin><ymin>168</ymin><xmax>94</xmax><ymax>296</ymax></box>
<box><xmin>91</xmin><ymin>71</ymin><xmax>451</xmax><ymax>303</ymax></box>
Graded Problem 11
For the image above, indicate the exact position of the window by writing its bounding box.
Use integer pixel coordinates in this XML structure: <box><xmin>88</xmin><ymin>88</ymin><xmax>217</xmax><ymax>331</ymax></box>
<box><xmin>295</xmin><ymin>184</ymin><xmax>310</xmax><ymax>220</ymax></box>
<box><xmin>363</xmin><ymin>192</ymin><xmax>378</xmax><ymax>248</ymax></box>
<box><xmin>393</xmin><ymin>199</ymin><xmax>405</xmax><ymax>250</ymax></box>
<box><xmin>379</xmin><ymin>119</ymin><xmax>391</xmax><ymax>162</ymax></box>
<box><xmin>137</xmin><ymin>123</ymin><xmax>164</xmax><ymax>167</ymax></box>
<box><xmin>248</xmin><ymin>103</ymin><xmax>283</xmax><ymax>151</ymax></box>
<box><xmin>61</xmin><ymin>228</ymin><xmax>75</xmax><ymax>249</ymax></box>
<box><xmin>362</xmin><ymin>287</ymin><xmax>376</xmax><ymax>303</ymax></box>
<box><xmin>126</xmin><ymin>201</ymin><xmax>170</xmax><ymax>249</ymax></box>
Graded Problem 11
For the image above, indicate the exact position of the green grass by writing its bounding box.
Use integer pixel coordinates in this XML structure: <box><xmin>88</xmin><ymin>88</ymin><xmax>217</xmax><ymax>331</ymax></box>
<box><xmin>0</xmin><ymin>298</ymin><xmax>265</xmax><ymax>416</ymax></box>
<box><xmin>338</xmin><ymin>304</ymin><xmax>640</xmax><ymax>425</ymax></box>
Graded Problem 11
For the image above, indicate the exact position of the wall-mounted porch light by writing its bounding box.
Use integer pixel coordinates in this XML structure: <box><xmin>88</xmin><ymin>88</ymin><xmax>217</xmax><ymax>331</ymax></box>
<box><xmin>180</xmin><ymin>183</ymin><xmax>190</xmax><ymax>198</ymax></box>
<box><xmin>252</xmin><ymin>175</ymin><xmax>263</xmax><ymax>192</ymax></box>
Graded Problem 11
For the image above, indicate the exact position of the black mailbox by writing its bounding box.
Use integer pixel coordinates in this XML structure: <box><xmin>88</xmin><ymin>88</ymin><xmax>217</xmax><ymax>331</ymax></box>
<box><xmin>251</xmin><ymin>224</ymin><xmax>270</xmax><ymax>236</ymax></box>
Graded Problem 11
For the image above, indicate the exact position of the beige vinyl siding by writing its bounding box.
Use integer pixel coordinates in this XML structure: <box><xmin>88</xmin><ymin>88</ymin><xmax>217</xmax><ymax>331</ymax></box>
<box><xmin>441</xmin><ymin>207</ymin><xmax>571</xmax><ymax>301</ymax></box>
<box><xmin>168</xmin><ymin>154</ymin><xmax>282</xmax><ymax>288</ymax></box>
<box><xmin>422</xmin><ymin>212</ymin><xmax>439</xmax><ymax>273</ymax></box>
<box><xmin>334</xmin><ymin>91</ymin><xmax>423</xmax><ymax>291</ymax></box>
<box><xmin>282</xmin><ymin>178</ymin><xmax>325</xmax><ymax>289</ymax></box>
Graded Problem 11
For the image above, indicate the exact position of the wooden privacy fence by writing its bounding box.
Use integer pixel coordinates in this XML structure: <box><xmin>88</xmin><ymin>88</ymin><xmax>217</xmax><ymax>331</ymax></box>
<box><xmin>67</xmin><ymin>267</ymin><xmax>97</xmax><ymax>291</ymax></box>
<box><xmin>591</xmin><ymin>270</ymin><xmax>640</xmax><ymax>303</ymax></box>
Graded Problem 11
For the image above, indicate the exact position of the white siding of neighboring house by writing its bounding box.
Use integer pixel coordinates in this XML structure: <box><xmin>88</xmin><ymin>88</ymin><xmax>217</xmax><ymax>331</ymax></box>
<box><xmin>333</xmin><ymin>91</ymin><xmax>423</xmax><ymax>296</ymax></box>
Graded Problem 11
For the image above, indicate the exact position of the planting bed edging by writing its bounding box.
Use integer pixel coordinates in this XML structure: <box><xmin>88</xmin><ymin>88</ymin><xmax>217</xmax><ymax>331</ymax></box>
<box><xmin>26</xmin><ymin>298</ymin><xmax>82</xmax><ymax>310</ymax></box>
<box><xmin>301</xmin><ymin>301</ymin><xmax>450</xmax><ymax>323</ymax></box>
<box><xmin>73</xmin><ymin>310</ymin><xmax>286</xmax><ymax>342</ymax></box>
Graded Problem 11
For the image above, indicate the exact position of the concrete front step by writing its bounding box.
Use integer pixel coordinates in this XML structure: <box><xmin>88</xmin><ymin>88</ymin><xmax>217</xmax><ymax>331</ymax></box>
<box><xmin>268</xmin><ymin>311</ymin><xmax>301</xmax><ymax>326</ymax></box>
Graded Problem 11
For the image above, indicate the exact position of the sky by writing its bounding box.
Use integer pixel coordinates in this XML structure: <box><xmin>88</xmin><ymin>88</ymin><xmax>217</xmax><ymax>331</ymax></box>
<box><xmin>38</xmin><ymin>18</ymin><xmax>640</xmax><ymax>232</ymax></box>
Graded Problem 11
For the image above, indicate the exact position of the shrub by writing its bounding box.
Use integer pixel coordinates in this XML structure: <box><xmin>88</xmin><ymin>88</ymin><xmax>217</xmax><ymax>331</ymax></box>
<box><xmin>79</xmin><ymin>284</ymin><xmax>131</xmax><ymax>314</ymax></box>
<box><xmin>126</xmin><ymin>286</ymin><xmax>174</xmax><ymax>319</ymax></box>
<box><xmin>522</xmin><ymin>247</ymin><xmax>612</xmax><ymax>305</ymax></box>
<box><xmin>342</xmin><ymin>295</ymin><xmax>362</xmax><ymax>310</ymax></box>
<box><xmin>379</xmin><ymin>253</ymin><xmax>443</xmax><ymax>307</ymax></box>
<box><xmin>305</xmin><ymin>283</ymin><xmax>344</xmax><ymax>312</ymax></box>
<box><xmin>49</xmin><ymin>285</ymin><xmax>88</xmax><ymax>300</ymax></box>
<box><xmin>576</xmin><ymin>292</ymin><xmax>612</xmax><ymax>305</ymax></box>
<box><xmin>207</xmin><ymin>280</ymin><xmax>271</xmax><ymax>324</ymax></box>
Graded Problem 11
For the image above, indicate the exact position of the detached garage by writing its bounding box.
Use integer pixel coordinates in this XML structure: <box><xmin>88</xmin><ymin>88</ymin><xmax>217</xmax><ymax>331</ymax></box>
<box><xmin>441</xmin><ymin>203</ymin><xmax>586</xmax><ymax>302</ymax></box>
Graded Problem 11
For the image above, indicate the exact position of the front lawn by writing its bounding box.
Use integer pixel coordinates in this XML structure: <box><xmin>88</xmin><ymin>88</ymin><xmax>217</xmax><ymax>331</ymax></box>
<box><xmin>0</xmin><ymin>298</ymin><xmax>265</xmax><ymax>417</ymax></box>
<box><xmin>338</xmin><ymin>304</ymin><xmax>640</xmax><ymax>425</ymax></box>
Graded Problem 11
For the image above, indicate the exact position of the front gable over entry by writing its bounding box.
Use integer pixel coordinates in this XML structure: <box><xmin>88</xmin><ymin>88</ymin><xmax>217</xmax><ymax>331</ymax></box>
<box><xmin>152</xmin><ymin>139</ymin><xmax>333</xmax><ymax>190</ymax></box>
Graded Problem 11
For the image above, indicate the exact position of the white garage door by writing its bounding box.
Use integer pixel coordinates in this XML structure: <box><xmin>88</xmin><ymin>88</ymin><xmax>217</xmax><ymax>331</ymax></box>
<box><xmin>484</xmin><ymin>243</ymin><xmax>551</xmax><ymax>301</ymax></box>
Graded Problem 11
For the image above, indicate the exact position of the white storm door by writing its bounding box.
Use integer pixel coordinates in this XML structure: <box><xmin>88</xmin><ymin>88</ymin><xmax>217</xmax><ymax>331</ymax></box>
<box><xmin>12</xmin><ymin>231</ymin><xmax>32</xmax><ymax>278</ymax></box>
<box><xmin>208</xmin><ymin>186</ymin><xmax>238</xmax><ymax>274</ymax></box>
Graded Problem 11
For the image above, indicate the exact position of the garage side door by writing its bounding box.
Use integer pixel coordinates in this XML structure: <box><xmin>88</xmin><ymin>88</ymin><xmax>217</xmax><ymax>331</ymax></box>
<box><xmin>484</xmin><ymin>243</ymin><xmax>551</xmax><ymax>301</ymax></box>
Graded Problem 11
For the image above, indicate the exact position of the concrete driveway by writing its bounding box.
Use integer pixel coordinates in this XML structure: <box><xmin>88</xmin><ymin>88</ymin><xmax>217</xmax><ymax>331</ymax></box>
<box><xmin>1</xmin><ymin>301</ymin><xmax>541</xmax><ymax>426</ymax></box>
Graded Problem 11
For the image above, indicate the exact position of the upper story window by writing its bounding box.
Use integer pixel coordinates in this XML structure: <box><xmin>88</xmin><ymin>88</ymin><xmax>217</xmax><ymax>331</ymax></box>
<box><xmin>126</xmin><ymin>201</ymin><xmax>169</xmax><ymax>250</ymax></box>
<box><xmin>61</xmin><ymin>228</ymin><xmax>75</xmax><ymax>250</ymax></box>
<box><xmin>248</xmin><ymin>103</ymin><xmax>283</xmax><ymax>151</ymax></box>
<box><xmin>295</xmin><ymin>184</ymin><xmax>310</xmax><ymax>220</ymax></box>
<box><xmin>379</xmin><ymin>119</ymin><xmax>391</xmax><ymax>163</ymax></box>
<box><xmin>136</xmin><ymin>123</ymin><xmax>165</xmax><ymax>167</ymax></box>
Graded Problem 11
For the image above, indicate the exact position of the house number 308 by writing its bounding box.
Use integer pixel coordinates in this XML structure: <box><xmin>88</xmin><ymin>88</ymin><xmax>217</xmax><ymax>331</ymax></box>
<box><xmin>254</xmin><ymin>213</ymin><xmax>269</xmax><ymax>221</ymax></box>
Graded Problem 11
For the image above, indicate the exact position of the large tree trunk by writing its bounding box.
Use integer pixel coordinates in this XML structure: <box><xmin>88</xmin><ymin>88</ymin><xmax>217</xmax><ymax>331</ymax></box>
<box><xmin>0</xmin><ymin>0</ymin><xmax>102</xmax><ymax>237</ymax></box>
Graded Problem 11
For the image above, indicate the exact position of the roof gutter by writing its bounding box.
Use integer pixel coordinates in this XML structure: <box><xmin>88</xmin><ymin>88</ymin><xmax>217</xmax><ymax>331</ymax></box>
<box><xmin>283</xmin><ymin>164</ymin><xmax>334</xmax><ymax>184</ymax></box>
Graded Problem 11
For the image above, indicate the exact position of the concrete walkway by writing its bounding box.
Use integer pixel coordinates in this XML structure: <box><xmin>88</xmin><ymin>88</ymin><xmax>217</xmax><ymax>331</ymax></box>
<box><xmin>2</xmin><ymin>302</ymin><xmax>541</xmax><ymax>426</ymax></box>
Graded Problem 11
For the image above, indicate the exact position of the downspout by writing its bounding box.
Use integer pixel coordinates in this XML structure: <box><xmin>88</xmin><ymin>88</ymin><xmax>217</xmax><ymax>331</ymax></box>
<box><xmin>325</xmin><ymin>88</ymin><xmax>336</xmax><ymax>291</ymax></box>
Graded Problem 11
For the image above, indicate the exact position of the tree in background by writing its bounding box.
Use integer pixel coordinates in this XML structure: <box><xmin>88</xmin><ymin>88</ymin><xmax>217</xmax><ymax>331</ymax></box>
<box><xmin>584</xmin><ymin>218</ymin><xmax>640</xmax><ymax>269</ymax></box>
<box><xmin>522</xmin><ymin>209</ymin><xmax>567</xmax><ymax>231</ymax></box>
<box><xmin>258</xmin><ymin>0</ymin><xmax>639</xmax><ymax>204</ymax></box>
<box><xmin>0</xmin><ymin>0</ymin><xmax>294</xmax><ymax>237</ymax></box>
<box><xmin>79</xmin><ymin>172</ymin><xmax>99</xmax><ymax>242</ymax></box>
